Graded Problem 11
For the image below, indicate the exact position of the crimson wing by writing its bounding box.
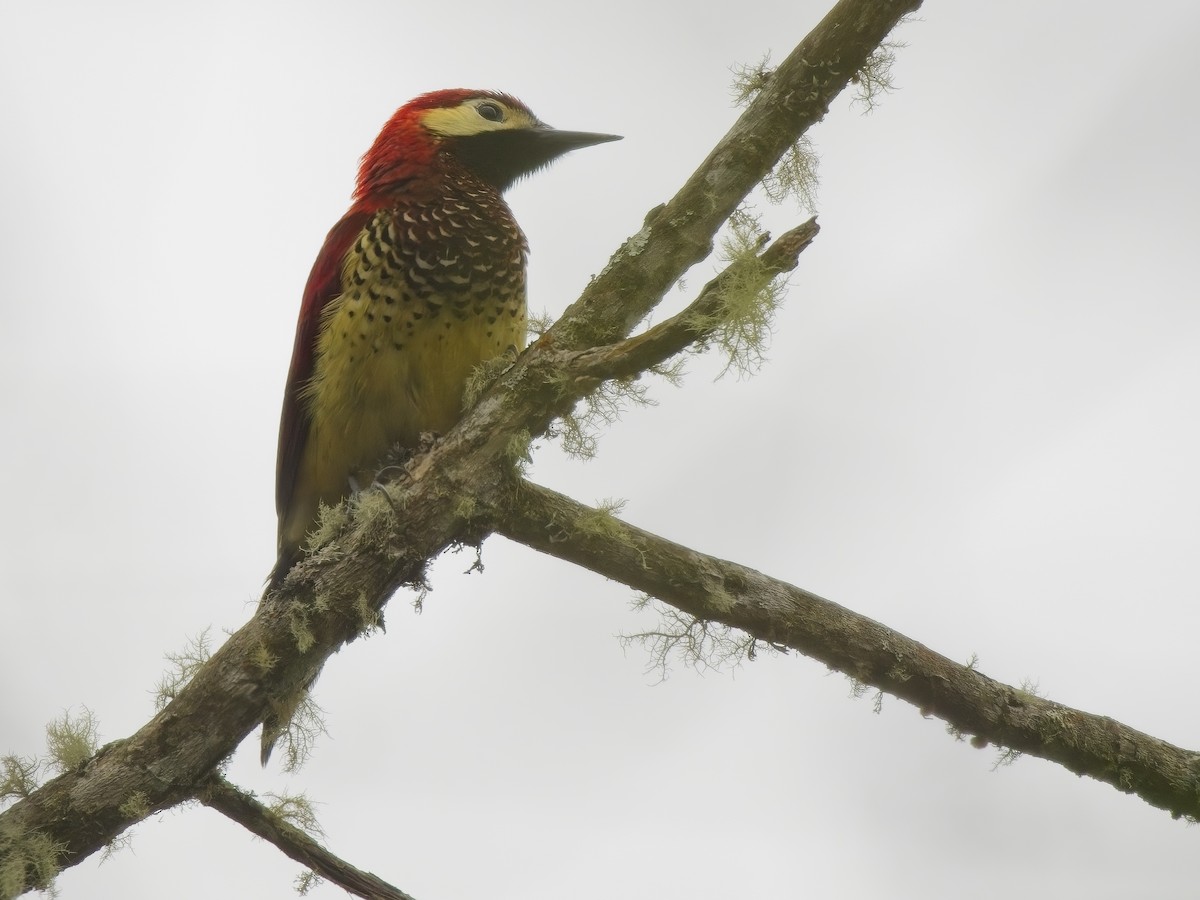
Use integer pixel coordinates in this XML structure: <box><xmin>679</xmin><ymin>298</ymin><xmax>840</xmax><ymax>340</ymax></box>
<box><xmin>275</xmin><ymin>211</ymin><xmax>370</xmax><ymax>536</ymax></box>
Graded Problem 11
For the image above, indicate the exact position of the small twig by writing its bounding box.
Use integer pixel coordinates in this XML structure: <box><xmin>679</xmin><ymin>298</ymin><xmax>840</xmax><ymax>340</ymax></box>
<box><xmin>569</xmin><ymin>218</ymin><xmax>820</xmax><ymax>381</ymax></box>
<box><xmin>199</xmin><ymin>775</ymin><xmax>418</xmax><ymax>900</ymax></box>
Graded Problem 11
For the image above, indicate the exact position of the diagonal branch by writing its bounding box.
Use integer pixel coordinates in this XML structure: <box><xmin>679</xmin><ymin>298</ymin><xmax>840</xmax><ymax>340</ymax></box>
<box><xmin>199</xmin><ymin>777</ymin><xmax>417</xmax><ymax>900</ymax></box>
<box><xmin>549</xmin><ymin>0</ymin><xmax>922</xmax><ymax>351</ymax></box>
<box><xmin>495</xmin><ymin>479</ymin><xmax>1200</xmax><ymax>821</ymax></box>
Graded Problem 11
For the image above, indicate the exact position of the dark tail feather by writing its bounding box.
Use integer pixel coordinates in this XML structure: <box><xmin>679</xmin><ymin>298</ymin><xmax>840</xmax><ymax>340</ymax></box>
<box><xmin>266</xmin><ymin>545</ymin><xmax>301</xmax><ymax>593</ymax></box>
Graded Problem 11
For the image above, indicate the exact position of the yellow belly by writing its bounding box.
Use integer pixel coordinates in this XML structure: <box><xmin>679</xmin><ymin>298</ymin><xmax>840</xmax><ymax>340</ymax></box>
<box><xmin>281</xmin><ymin>281</ymin><xmax>525</xmax><ymax>552</ymax></box>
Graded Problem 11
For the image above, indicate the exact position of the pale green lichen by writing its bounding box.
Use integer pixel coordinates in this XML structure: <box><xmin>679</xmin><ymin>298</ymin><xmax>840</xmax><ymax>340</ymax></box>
<box><xmin>274</xmin><ymin>693</ymin><xmax>328</xmax><ymax>774</ymax></box>
<box><xmin>264</xmin><ymin>792</ymin><xmax>330</xmax><ymax>893</ymax></box>
<box><xmin>454</xmin><ymin>494</ymin><xmax>478</xmax><ymax>522</ymax></box>
<box><xmin>649</xmin><ymin>358</ymin><xmax>687</xmax><ymax>388</ymax></box>
<box><xmin>0</xmin><ymin>821</ymin><xmax>61</xmax><ymax>898</ymax></box>
<box><xmin>251</xmin><ymin>643</ymin><xmax>280</xmax><ymax>673</ymax></box>
<box><xmin>98</xmin><ymin>791</ymin><xmax>152</xmax><ymax>865</ymax></box>
<box><xmin>729</xmin><ymin>54</ymin><xmax>775</xmax><ymax>106</ymax></box>
<box><xmin>1017</xmin><ymin>677</ymin><xmax>1045</xmax><ymax>700</ymax></box>
<box><xmin>551</xmin><ymin>377</ymin><xmax>654</xmax><ymax>460</ymax></box>
<box><xmin>624</xmin><ymin>224</ymin><xmax>652</xmax><ymax>257</ymax></box>
<box><xmin>526</xmin><ymin>310</ymin><xmax>554</xmax><ymax>339</ymax></box>
<box><xmin>118</xmin><ymin>791</ymin><xmax>151</xmax><ymax>821</ymax></box>
<box><xmin>295</xmin><ymin>871</ymin><xmax>324</xmax><ymax>896</ymax></box>
<box><xmin>306</xmin><ymin>500</ymin><xmax>351</xmax><ymax>554</ymax></box>
<box><xmin>576</xmin><ymin>497</ymin><xmax>629</xmax><ymax>534</ymax></box>
<box><xmin>286</xmin><ymin>603</ymin><xmax>315</xmax><ymax>655</ymax></box>
<box><xmin>154</xmin><ymin>629</ymin><xmax>212</xmax><ymax>711</ymax></box>
<box><xmin>97</xmin><ymin>833</ymin><xmax>133</xmax><ymax>866</ymax></box>
<box><xmin>351</xmin><ymin>591</ymin><xmax>381</xmax><ymax>633</ymax></box>
<box><xmin>572</xmin><ymin>498</ymin><xmax>644</xmax><ymax>564</ymax></box>
<box><xmin>688</xmin><ymin>208</ymin><xmax>788</xmax><ymax>379</ymax></box>
<box><xmin>463</xmin><ymin>347</ymin><xmax>520</xmax><ymax>410</ymax></box>
<box><xmin>350</xmin><ymin>489</ymin><xmax>401</xmax><ymax>555</ymax></box>
<box><xmin>0</xmin><ymin>755</ymin><xmax>41</xmax><ymax>804</ymax></box>
<box><xmin>266</xmin><ymin>791</ymin><xmax>326</xmax><ymax>839</ymax></box>
<box><xmin>504</xmin><ymin>428</ymin><xmax>534</xmax><ymax>475</ymax></box>
<box><xmin>45</xmin><ymin>708</ymin><xmax>99</xmax><ymax>773</ymax></box>
<box><xmin>761</xmin><ymin>136</ymin><xmax>819</xmax><ymax>212</ymax></box>
<box><xmin>852</xmin><ymin>41</ymin><xmax>905</xmax><ymax>112</ymax></box>
<box><xmin>596</xmin><ymin>224</ymin><xmax>654</xmax><ymax>283</ymax></box>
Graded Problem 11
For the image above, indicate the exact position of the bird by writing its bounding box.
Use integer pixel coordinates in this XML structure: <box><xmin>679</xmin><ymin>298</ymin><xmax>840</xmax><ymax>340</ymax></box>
<box><xmin>260</xmin><ymin>91</ymin><xmax>618</xmax><ymax>763</ymax></box>
<box><xmin>271</xmin><ymin>90</ymin><xmax>620</xmax><ymax>586</ymax></box>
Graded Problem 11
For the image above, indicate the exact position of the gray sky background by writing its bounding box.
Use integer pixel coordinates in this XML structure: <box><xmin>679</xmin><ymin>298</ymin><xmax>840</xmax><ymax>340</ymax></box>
<box><xmin>3</xmin><ymin>1</ymin><xmax>1200</xmax><ymax>897</ymax></box>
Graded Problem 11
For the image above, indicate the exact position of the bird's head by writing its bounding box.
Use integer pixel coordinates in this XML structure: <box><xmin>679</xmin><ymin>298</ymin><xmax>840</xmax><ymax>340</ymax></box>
<box><xmin>355</xmin><ymin>89</ymin><xmax>620</xmax><ymax>198</ymax></box>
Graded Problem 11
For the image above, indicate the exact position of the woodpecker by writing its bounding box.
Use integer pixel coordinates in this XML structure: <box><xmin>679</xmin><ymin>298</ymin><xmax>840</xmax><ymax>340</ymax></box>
<box><xmin>261</xmin><ymin>91</ymin><xmax>617</xmax><ymax>761</ymax></box>
<box><xmin>272</xmin><ymin>90</ymin><xmax>620</xmax><ymax>585</ymax></box>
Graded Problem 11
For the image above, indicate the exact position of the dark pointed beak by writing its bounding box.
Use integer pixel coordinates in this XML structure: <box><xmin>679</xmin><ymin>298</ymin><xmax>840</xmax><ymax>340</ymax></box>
<box><xmin>535</xmin><ymin>128</ymin><xmax>623</xmax><ymax>151</ymax></box>
<box><xmin>453</xmin><ymin>125</ymin><xmax>621</xmax><ymax>191</ymax></box>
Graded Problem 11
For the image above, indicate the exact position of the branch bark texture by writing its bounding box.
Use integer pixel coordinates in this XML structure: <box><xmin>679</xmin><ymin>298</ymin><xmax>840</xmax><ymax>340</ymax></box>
<box><xmin>200</xmin><ymin>777</ymin><xmax>417</xmax><ymax>900</ymax></box>
<box><xmin>497</xmin><ymin>480</ymin><xmax>1200</xmax><ymax>822</ymax></box>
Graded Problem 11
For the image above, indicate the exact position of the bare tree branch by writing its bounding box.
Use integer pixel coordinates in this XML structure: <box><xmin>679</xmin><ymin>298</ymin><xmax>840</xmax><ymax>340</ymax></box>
<box><xmin>199</xmin><ymin>777</ymin><xmax>417</xmax><ymax>900</ymax></box>
<box><xmin>495</xmin><ymin>479</ymin><xmax>1200</xmax><ymax>821</ymax></box>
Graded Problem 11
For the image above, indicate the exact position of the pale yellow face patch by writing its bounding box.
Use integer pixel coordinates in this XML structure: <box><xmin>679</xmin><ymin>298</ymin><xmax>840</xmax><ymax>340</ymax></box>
<box><xmin>420</xmin><ymin>98</ymin><xmax>540</xmax><ymax>138</ymax></box>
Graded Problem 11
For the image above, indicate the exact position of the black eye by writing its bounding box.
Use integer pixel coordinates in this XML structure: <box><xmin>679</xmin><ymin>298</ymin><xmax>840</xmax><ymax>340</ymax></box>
<box><xmin>477</xmin><ymin>102</ymin><xmax>503</xmax><ymax>122</ymax></box>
